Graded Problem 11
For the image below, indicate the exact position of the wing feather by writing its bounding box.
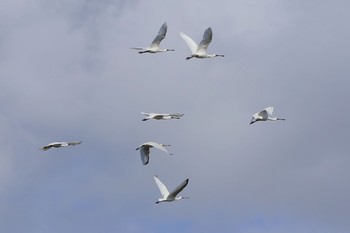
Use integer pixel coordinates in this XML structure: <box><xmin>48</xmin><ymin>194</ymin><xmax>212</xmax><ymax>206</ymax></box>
<box><xmin>140</xmin><ymin>146</ymin><xmax>150</xmax><ymax>165</ymax></box>
<box><xmin>180</xmin><ymin>32</ymin><xmax>198</xmax><ymax>54</ymax></box>
<box><xmin>264</xmin><ymin>106</ymin><xmax>274</xmax><ymax>116</ymax></box>
<box><xmin>168</xmin><ymin>179</ymin><xmax>189</xmax><ymax>199</ymax></box>
<box><xmin>197</xmin><ymin>27</ymin><xmax>212</xmax><ymax>53</ymax></box>
<box><xmin>154</xmin><ymin>176</ymin><xmax>170</xmax><ymax>198</ymax></box>
<box><xmin>150</xmin><ymin>22</ymin><xmax>167</xmax><ymax>48</ymax></box>
<box><xmin>258</xmin><ymin>110</ymin><xmax>268</xmax><ymax>120</ymax></box>
<box><xmin>146</xmin><ymin>142</ymin><xmax>171</xmax><ymax>154</ymax></box>
<box><xmin>169</xmin><ymin>113</ymin><xmax>184</xmax><ymax>118</ymax></box>
<box><xmin>41</xmin><ymin>145</ymin><xmax>52</xmax><ymax>151</ymax></box>
<box><xmin>130</xmin><ymin>47</ymin><xmax>144</xmax><ymax>50</ymax></box>
<box><xmin>67</xmin><ymin>141</ymin><xmax>82</xmax><ymax>146</ymax></box>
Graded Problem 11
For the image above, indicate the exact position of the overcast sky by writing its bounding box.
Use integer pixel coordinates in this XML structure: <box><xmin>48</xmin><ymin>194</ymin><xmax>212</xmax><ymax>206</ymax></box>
<box><xmin>1</xmin><ymin>0</ymin><xmax>350</xmax><ymax>232</ymax></box>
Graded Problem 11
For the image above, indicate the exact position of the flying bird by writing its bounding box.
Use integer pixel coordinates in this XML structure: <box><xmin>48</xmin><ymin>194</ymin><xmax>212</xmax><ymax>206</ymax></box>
<box><xmin>40</xmin><ymin>141</ymin><xmax>82</xmax><ymax>151</ymax></box>
<box><xmin>154</xmin><ymin>175</ymin><xmax>189</xmax><ymax>204</ymax></box>
<box><xmin>141</xmin><ymin>112</ymin><xmax>184</xmax><ymax>121</ymax></box>
<box><xmin>250</xmin><ymin>106</ymin><xmax>285</xmax><ymax>125</ymax></box>
<box><xmin>131</xmin><ymin>22</ymin><xmax>175</xmax><ymax>54</ymax></box>
<box><xmin>135</xmin><ymin>142</ymin><xmax>172</xmax><ymax>165</ymax></box>
<box><xmin>180</xmin><ymin>27</ymin><xmax>224</xmax><ymax>60</ymax></box>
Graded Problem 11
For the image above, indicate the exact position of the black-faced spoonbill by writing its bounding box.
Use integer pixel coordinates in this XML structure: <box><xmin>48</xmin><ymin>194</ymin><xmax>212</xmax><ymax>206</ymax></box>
<box><xmin>154</xmin><ymin>175</ymin><xmax>189</xmax><ymax>204</ymax></box>
<box><xmin>135</xmin><ymin>142</ymin><xmax>172</xmax><ymax>165</ymax></box>
<box><xmin>141</xmin><ymin>112</ymin><xmax>184</xmax><ymax>121</ymax></box>
<box><xmin>180</xmin><ymin>27</ymin><xmax>224</xmax><ymax>60</ymax></box>
<box><xmin>250</xmin><ymin>106</ymin><xmax>285</xmax><ymax>125</ymax></box>
<box><xmin>40</xmin><ymin>141</ymin><xmax>82</xmax><ymax>151</ymax></box>
<box><xmin>131</xmin><ymin>22</ymin><xmax>174</xmax><ymax>54</ymax></box>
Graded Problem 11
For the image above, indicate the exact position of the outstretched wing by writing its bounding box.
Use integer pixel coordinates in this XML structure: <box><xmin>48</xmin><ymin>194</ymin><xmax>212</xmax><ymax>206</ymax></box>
<box><xmin>68</xmin><ymin>141</ymin><xmax>82</xmax><ymax>146</ymax></box>
<box><xmin>150</xmin><ymin>22</ymin><xmax>167</xmax><ymax>48</ymax></box>
<box><xmin>139</xmin><ymin>146</ymin><xmax>150</xmax><ymax>165</ymax></box>
<box><xmin>169</xmin><ymin>113</ymin><xmax>184</xmax><ymax>119</ymax></box>
<box><xmin>146</xmin><ymin>142</ymin><xmax>171</xmax><ymax>154</ymax></box>
<box><xmin>180</xmin><ymin>32</ymin><xmax>198</xmax><ymax>54</ymax></box>
<box><xmin>41</xmin><ymin>142</ymin><xmax>63</xmax><ymax>150</ymax></box>
<box><xmin>41</xmin><ymin>145</ymin><xmax>52</xmax><ymax>151</ymax></box>
<box><xmin>168</xmin><ymin>178</ymin><xmax>189</xmax><ymax>199</ymax></box>
<box><xmin>140</xmin><ymin>112</ymin><xmax>150</xmax><ymax>116</ymax></box>
<box><xmin>154</xmin><ymin>176</ymin><xmax>170</xmax><ymax>198</ymax></box>
<box><xmin>130</xmin><ymin>47</ymin><xmax>144</xmax><ymax>50</ymax></box>
<box><xmin>257</xmin><ymin>109</ymin><xmax>268</xmax><ymax>120</ymax></box>
<box><xmin>197</xmin><ymin>27</ymin><xmax>212</xmax><ymax>53</ymax></box>
<box><xmin>264</xmin><ymin>106</ymin><xmax>274</xmax><ymax>116</ymax></box>
<box><xmin>141</xmin><ymin>112</ymin><xmax>151</xmax><ymax>121</ymax></box>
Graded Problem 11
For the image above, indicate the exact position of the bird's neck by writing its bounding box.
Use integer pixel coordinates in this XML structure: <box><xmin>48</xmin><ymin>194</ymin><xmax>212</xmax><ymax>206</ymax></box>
<box><xmin>268</xmin><ymin>117</ymin><xmax>285</xmax><ymax>121</ymax></box>
<box><xmin>208</xmin><ymin>54</ymin><xmax>224</xmax><ymax>58</ymax></box>
<box><xmin>176</xmin><ymin>196</ymin><xmax>189</xmax><ymax>200</ymax></box>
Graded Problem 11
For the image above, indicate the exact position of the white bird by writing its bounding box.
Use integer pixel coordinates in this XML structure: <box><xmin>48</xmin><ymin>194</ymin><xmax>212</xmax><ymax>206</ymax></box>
<box><xmin>135</xmin><ymin>142</ymin><xmax>172</xmax><ymax>165</ymax></box>
<box><xmin>154</xmin><ymin>175</ymin><xmax>189</xmax><ymax>204</ymax></box>
<box><xmin>141</xmin><ymin>112</ymin><xmax>184</xmax><ymax>121</ymax></box>
<box><xmin>131</xmin><ymin>22</ymin><xmax>175</xmax><ymax>54</ymax></box>
<box><xmin>40</xmin><ymin>141</ymin><xmax>82</xmax><ymax>151</ymax></box>
<box><xmin>180</xmin><ymin>27</ymin><xmax>224</xmax><ymax>60</ymax></box>
<box><xmin>250</xmin><ymin>106</ymin><xmax>285</xmax><ymax>125</ymax></box>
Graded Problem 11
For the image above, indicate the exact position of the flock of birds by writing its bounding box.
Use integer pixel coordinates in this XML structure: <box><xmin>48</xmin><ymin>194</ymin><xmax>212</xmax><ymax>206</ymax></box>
<box><xmin>39</xmin><ymin>22</ymin><xmax>285</xmax><ymax>204</ymax></box>
<box><xmin>131</xmin><ymin>22</ymin><xmax>224</xmax><ymax>60</ymax></box>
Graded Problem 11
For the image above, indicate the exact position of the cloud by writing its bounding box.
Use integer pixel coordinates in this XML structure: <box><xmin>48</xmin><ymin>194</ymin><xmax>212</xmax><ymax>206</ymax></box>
<box><xmin>0</xmin><ymin>0</ymin><xmax>350</xmax><ymax>232</ymax></box>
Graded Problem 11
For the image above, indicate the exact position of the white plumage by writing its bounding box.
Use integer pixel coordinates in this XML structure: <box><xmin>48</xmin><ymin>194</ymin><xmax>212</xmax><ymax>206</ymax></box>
<box><xmin>180</xmin><ymin>27</ymin><xmax>224</xmax><ymax>60</ymax></box>
<box><xmin>40</xmin><ymin>141</ymin><xmax>82</xmax><ymax>151</ymax></box>
<box><xmin>250</xmin><ymin>106</ymin><xmax>285</xmax><ymax>125</ymax></box>
<box><xmin>131</xmin><ymin>22</ymin><xmax>174</xmax><ymax>54</ymax></box>
<box><xmin>154</xmin><ymin>176</ymin><xmax>189</xmax><ymax>204</ymax></box>
<box><xmin>141</xmin><ymin>112</ymin><xmax>184</xmax><ymax>121</ymax></box>
<box><xmin>135</xmin><ymin>142</ymin><xmax>172</xmax><ymax>165</ymax></box>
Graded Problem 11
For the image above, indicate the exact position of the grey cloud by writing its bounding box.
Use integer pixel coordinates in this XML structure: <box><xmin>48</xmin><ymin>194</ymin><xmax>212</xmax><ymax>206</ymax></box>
<box><xmin>1</xmin><ymin>0</ymin><xmax>350</xmax><ymax>233</ymax></box>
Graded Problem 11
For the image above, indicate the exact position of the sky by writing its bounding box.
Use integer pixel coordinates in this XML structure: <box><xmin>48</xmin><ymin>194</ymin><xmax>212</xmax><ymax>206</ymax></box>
<box><xmin>1</xmin><ymin>0</ymin><xmax>350</xmax><ymax>232</ymax></box>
